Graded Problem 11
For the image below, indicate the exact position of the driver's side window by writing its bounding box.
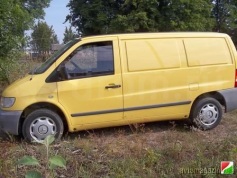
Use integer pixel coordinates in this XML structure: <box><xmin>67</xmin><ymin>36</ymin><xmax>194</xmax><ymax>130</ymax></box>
<box><xmin>64</xmin><ymin>41</ymin><xmax>114</xmax><ymax>79</ymax></box>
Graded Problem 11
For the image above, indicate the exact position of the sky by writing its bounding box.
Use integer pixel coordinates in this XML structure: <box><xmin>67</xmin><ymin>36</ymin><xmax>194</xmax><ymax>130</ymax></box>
<box><xmin>44</xmin><ymin>0</ymin><xmax>72</xmax><ymax>43</ymax></box>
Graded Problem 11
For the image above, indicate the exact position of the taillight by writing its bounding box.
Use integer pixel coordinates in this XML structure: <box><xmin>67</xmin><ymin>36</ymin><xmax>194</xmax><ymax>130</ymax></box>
<box><xmin>235</xmin><ymin>69</ymin><xmax>237</xmax><ymax>87</ymax></box>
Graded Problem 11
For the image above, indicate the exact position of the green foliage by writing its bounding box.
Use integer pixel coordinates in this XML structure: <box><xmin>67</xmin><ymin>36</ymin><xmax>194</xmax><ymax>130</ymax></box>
<box><xmin>17</xmin><ymin>135</ymin><xmax>66</xmax><ymax>178</ymax></box>
<box><xmin>49</xmin><ymin>156</ymin><xmax>67</xmax><ymax>170</ymax></box>
<box><xmin>17</xmin><ymin>156</ymin><xmax>39</xmax><ymax>166</ymax></box>
<box><xmin>66</xmin><ymin>0</ymin><xmax>215</xmax><ymax>35</ymax></box>
<box><xmin>110</xmin><ymin>0</ymin><xmax>161</xmax><ymax>33</ymax></box>
<box><xmin>0</xmin><ymin>0</ymin><xmax>30</xmax><ymax>57</ymax></box>
<box><xmin>0</xmin><ymin>0</ymin><xmax>52</xmax><ymax>58</ymax></box>
<box><xmin>0</xmin><ymin>53</ymin><xmax>41</xmax><ymax>84</ymax></box>
<box><xmin>51</xmin><ymin>33</ymin><xmax>59</xmax><ymax>44</ymax></box>
<box><xmin>0</xmin><ymin>57</ymin><xmax>15</xmax><ymax>83</ymax></box>
<box><xmin>22</xmin><ymin>0</ymin><xmax>51</xmax><ymax>20</ymax></box>
<box><xmin>66</xmin><ymin>0</ymin><xmax>118</xmax><ymax>35</ymax></box>
<box><xmin>159</xmin><ymin>0</ymin><xmax>214</xmax><ymax>31</ymax></box>
<box><xmin>212</xmin><ymin>0</ymin><xmax>237</xmax><ymax>45</ymax></box>
<box><xmin>25</xmin><ymin>171</ymin><xmax>42</xmax><ymax>178</ymax></box>
<box><xmin>0</xmin><ymin>51</ymin><xmax>24</xmax><ymax>84</ymax></box>
<box><xmin>212</xmin><ymin>0</ymin><xmax>237</xmax><ymax>32</ymax></box>
<box><xmin>42</xmin><ymin>134</ymin><xmax>55</xmax><ymax>146</ymax></box>
<box><xmin>63</xmin><ymin>27</ymin><xmax>77</xmax><ymax>44</ymax></box>
<box><xmin>31</xmin><ymin>21</ymin><xmax>59</xmax><ymax>54</ymax></box>
<box><xmin>0</xmin><ymin>0</ymin><xmax>52</xmax><ymax>82</ymax></box>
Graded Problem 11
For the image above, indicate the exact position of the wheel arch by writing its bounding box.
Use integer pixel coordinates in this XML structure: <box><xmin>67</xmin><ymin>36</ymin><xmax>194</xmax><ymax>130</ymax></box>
<box><xmin>19</xmin><ymin>102</ymin><xmax>69</xmax><ymax>135</ymax></box>
<box><xmin>190</xmin><ymin>91</ymin><xmax>225</xmax><ymax>115</ymax></box>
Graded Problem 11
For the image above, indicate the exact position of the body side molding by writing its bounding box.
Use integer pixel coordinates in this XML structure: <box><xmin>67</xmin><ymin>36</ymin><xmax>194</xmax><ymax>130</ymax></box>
<box><xmin>71</xmin><ymin>101</ymin><xmax>191</xmax><ymax>117</ymax></box>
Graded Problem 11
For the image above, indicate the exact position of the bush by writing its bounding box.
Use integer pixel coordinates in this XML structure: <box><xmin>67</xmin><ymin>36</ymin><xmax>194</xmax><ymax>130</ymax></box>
<box><xmin>0</xmin><ymin>52</ymin><xmax>40</xmax><ymax>84</ymax></box>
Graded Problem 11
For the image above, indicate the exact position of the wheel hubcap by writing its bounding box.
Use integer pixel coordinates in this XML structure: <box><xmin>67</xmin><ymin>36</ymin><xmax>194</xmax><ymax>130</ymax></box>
<box><xmin>38</xmin><ymin>125</ymin><xmax>48</xmax><ymax>134</ymax></box>
<box><xmin>199</xmin><ymin>103</ymin><xmax>219</xmax><ymax>126</ymax></box>
<box><xmin>30</xmin><ymin>117</ymin><xmax>56</xmax><ymax>141</ymax></box>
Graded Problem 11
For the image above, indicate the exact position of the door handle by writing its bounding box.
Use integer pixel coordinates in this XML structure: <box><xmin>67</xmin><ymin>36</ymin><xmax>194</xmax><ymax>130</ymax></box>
<box><xmin>105</xmin><ymin>84</ymin><xmax>121</xmax><ymax>89</ymax></box>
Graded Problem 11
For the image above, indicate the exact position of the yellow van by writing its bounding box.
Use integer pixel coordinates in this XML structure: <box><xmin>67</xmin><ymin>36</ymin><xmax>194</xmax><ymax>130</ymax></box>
<box><xmin>1</xmin><ymin>32</ymin><xmax>237</xmax><ymax>142</ymax></box>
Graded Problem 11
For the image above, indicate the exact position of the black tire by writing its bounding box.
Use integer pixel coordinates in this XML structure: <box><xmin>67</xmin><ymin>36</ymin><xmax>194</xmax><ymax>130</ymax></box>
<box><xmin>22</xmin><ymin>109</ymin><xmax>64</xmax><ymax>142</ymax></box>
<box><xmin>190</xmin><ymin>97</ymin><xmax>223</xmax><ymax>130</ymax></box>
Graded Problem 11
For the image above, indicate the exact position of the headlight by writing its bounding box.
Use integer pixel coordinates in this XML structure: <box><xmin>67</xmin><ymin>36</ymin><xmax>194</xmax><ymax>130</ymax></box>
<box><xmin>0</xmin><ymin>97</ymin><xmax>15</xmax><ymax>108</ymax></box>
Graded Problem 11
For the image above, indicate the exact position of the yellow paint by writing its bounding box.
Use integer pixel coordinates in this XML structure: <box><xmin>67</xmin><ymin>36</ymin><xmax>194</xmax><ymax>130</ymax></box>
<box><xmin>126</xmin><ymin>39</ymin><xmax>181</xmax><ymax>71</ymax></box>
<box><xmin>184</xmin><ymin>38</ymin><xmax>232</xmax><ymax>66</ymax></box>
<box><xmin>1</xmin><ymin>32</ymin><xmax>236</xmax><ymax>132</ymax></box>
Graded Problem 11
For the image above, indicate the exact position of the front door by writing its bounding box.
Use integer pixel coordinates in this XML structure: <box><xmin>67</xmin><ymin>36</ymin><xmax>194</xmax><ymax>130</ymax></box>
<box><xmin>57</xmin><ymin>38</ymin><xmax>123</xmax><ymax>127</ymax></box>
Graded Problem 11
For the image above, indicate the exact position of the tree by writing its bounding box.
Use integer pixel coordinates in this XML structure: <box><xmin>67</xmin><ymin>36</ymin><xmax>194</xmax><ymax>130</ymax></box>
<box><xmin>66</xmin><ymin>0</ymin><xmax>123</xmax><ymax>35</ymax></box>
<box><xmin>63</xmin><ymin>27</ymin><xmax>77</xmax><ymax>44</ymax></box>
<box><xmin>51</xmin><ymin>31</ymin><xmax>59</xmax><ymax>44</ymax></box>
<box><xmin>211</xmin><ymin>0</ymin><xmax>237</xmax><ymax>45</ymax></box>
<box><xmin>0</xmin><ymin>0</ymin><xmax>30</xmax><ymax>57</ymax></box>
<box><xmin>0</xmin><ymin>0</ymin><xmax>52</xmax><ymax>82</ymax></box>
<box><xmin>66</xmin><ymin>0</ymin><xmax>163</xmax><ymax>35</ymax></box>
<box><xmin>0</xmin><ymin>0</ymin><xmax>31</xmax><ymax>82</ymax></box>
<box><xmin>31</xmin><ymin>21</ymin><xmax>58</xmax><ymax>55</ymax></box>
<box><xmin>0</xmin><ymin>0</ymin><xmax>52</xmax><ymax>58</ymax></box>
<box><xmin>158</xmin><ymin>0</ymin><xmax>214</xmax><ymax>31</ymax></box>
<box><xmin>22</xmin><ymin>0</ymin><xmax>51</xmax><ymax>20</ymax></box>
<box><xmin>212</xmin><ymin>0</ymin><xmax>237</xmax><ymax>32</ymax></box>
<box><xmin>109</xmin><ymin>0</ymin><xmax>161</xmax><ymax>33</ymax></box>
<box><xmin>66</xmin><ymin>0</ymin><xmax>215</xmax><ymax>36</ymax></box>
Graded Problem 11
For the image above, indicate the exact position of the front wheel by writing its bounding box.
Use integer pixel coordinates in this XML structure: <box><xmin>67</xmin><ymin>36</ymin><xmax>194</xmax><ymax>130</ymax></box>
<box><xmin>190</xmin><ymin>97</ymin><xmax>223</xmax><ymax>130</ymax></box>
<box><xmin>22</xmin><ymin>109</ymin><xmax>64</xmax><ymax>142</ymax></box>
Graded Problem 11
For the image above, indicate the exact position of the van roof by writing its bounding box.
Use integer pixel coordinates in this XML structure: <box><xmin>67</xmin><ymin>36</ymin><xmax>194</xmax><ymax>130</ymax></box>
<box><xmin>81</xmin><ymin>32</ymin><xmax>229</xmax><ymax>41</ymax></box>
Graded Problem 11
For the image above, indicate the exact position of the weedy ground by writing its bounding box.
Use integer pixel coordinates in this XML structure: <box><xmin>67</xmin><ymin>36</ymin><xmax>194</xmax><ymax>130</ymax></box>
<box><xmin>0</xmin><ymin>115</ymin><xmax>237</xmax><ymax>178</ymax></box>
<box><xmin>0</xmin><ymin>60</ymin><xmax>237</xmax><ymax>178</ymax></box>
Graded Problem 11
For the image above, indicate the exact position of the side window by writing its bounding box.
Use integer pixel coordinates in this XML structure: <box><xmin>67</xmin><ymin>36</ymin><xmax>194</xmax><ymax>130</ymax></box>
<box><xmin>64</xmin><ymin>41</ymin><xmax>114</xmax><ymax>79</ymax></box>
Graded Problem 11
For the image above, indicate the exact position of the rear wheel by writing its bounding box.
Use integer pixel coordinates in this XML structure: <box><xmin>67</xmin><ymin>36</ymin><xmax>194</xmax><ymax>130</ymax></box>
<box><xmin>190</xmin><ymin>97</ymin><xmax>223</xmax><ymax>130</ymax></box>
<box><xmin>22</xmin><ymin>109</ymin><xmax>64</xmax><ymax>142</ymax></box>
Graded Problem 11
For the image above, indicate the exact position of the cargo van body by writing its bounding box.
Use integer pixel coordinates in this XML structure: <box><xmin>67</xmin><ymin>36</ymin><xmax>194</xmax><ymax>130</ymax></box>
<box><xmin>1</xmin><ymin>32</ymin><xmax>237</xmax><ymax>142</ymax></box>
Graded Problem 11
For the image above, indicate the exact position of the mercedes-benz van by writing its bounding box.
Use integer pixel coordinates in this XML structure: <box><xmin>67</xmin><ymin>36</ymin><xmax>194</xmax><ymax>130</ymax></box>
<box><xmin>1</xmin><ymin>32</ymin><xmax>237</xmax><ymax>142</ymax></box>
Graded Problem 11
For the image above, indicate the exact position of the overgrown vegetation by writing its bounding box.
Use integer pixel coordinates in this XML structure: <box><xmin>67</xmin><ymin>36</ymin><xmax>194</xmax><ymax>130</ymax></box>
<box><xmin>0</xmin><ymin>56</ymin><xmax>39</xmax><ymax>85</ymax></box>
<box><xmin>17</xmin><ymin>135</ymin><xmax>66</xmax><ymax>178</ymax></box>
<box><xmin>0</xmin><ymin>0</ymin><xmax>52</xmax><ymax>83</ymax></box>
<box><xmin>0</xmin><ymin>110</ymin><xmax>237</xmax><ymax>177</ymax></box>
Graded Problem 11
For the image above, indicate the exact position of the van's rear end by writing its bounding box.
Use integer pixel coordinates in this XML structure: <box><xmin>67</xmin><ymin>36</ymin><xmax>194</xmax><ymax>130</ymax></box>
<box><xmin>186</xmin><ymin>33</ymin><xmax>237</xmax><ymax>129</ymax></box>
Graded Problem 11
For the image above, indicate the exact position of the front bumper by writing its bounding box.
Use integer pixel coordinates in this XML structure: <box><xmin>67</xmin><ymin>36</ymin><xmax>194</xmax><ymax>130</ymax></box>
<box><xmin>0</xmin><ymin>109</ymin><xmax>22</xmax><ymax>135</ymax></box>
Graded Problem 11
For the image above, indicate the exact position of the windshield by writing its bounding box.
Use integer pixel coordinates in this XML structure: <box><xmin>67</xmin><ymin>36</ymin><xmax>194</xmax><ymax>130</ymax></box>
<box><xmin>32</xmin><ymin>39</ymin><xmax>80</xmax><ymax>74</ymax></box>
